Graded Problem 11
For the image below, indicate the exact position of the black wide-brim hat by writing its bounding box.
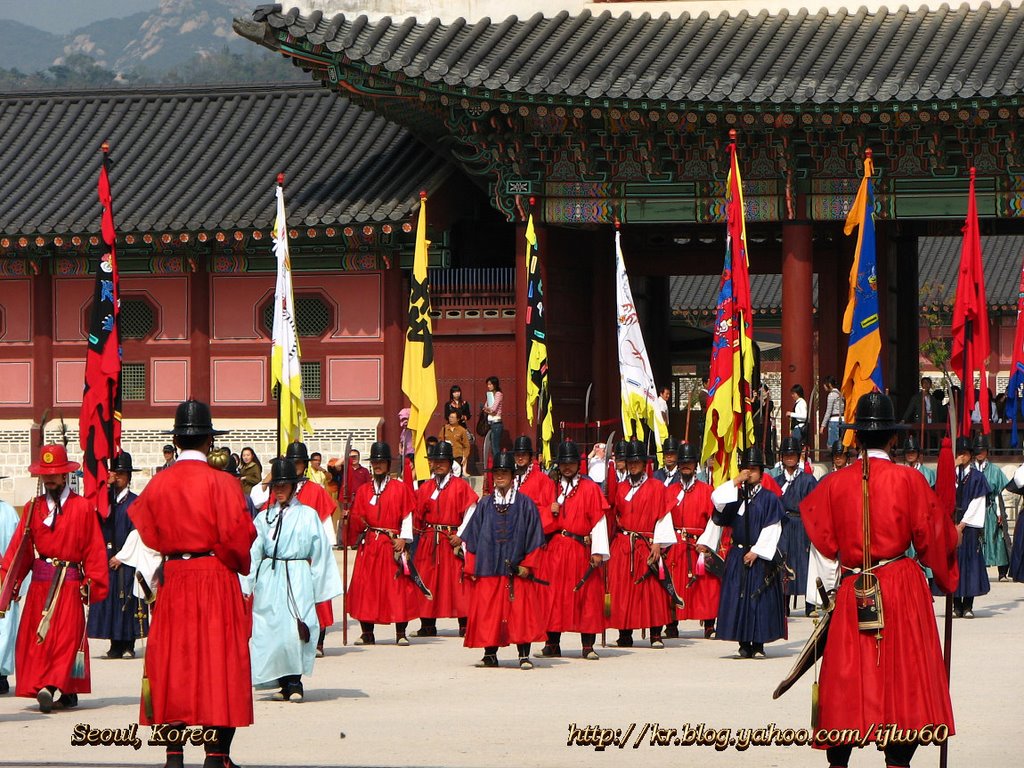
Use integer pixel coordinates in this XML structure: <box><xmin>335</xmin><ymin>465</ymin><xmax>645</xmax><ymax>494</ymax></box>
<box><xmin>110</xmin><ymin>451</ymin><xmax>134</xmax><ymax>473</ymax></box>
<box><xmin>166</xmin><ymin>399</ymin><xmax>229</xmax><ymax>436</ymax></box>
<box><xmin>489</xmin><ymin>450</ymin><xmax>516</xmax><ymax>472</ymax></box>
<box><xmin>269</xmin><ymin>457</ymin><xmax>303</xmax><ymax>485</ymax></box>
<box><xmin>839</xmin><ymin>392</ymin><xmax>908</xmax><ymax>433</ymax></box>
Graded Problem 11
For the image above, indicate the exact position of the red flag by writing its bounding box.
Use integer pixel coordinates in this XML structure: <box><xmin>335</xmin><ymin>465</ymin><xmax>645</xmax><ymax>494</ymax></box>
<box><xmin>935</xmin><ymin>437</ymin><xmax>956</xmax><ymax>518</ymax></box>
<box><xmin>79</xmin><ymin>144</ymin><xmax>122</xmax><ymax>519</ymax></box>
<box><xmin>950</xmin><ymin>168</ymin><xmax>991</xmax><ymax>437</ymax></box>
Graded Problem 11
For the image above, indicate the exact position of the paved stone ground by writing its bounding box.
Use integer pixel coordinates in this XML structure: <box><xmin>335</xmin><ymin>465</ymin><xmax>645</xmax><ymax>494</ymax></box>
<box><xmin>1</xmin><ymin>557</ymin><xmax>1020</xmax><ymax>768</ymax></box>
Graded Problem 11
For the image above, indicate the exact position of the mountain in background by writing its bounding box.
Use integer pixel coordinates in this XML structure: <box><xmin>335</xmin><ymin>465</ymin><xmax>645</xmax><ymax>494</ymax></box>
<box><xmin>0</xmin><ymin>0</ymin><xmax>259</xmax><ymax>75</ymax></box>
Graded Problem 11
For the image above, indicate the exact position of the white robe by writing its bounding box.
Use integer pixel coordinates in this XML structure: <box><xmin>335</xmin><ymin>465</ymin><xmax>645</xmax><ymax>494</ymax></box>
<box><xmin>0</xmin><ymin>500</ymin><xmax>24</xmax><ymax>676</ymax></box>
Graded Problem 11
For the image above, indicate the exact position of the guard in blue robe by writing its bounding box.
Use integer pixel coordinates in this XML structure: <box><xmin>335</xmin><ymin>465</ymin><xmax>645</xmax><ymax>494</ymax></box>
<box><xmin>698</xmin><ymin>447</ymin><xmax>786</xmax><ymax>658</ymax></box>
<box><xmin>0</xmin><ymin>495</ymin><xmax>22</xmax><ymax>693</ymax></box>
<box><xmin>934</xmin><ymin>438</ymin><xmax>990</xmax><ymax>617</ymax></box>
<box><xmin>241</xmin><ymin>458</ymin><xmax>342</xmax><ymax>702</ymax></box>
<box><xmin>87</xmin><ymin>452</ymin><xmax>147</xmax><ymax>658</ymax></box>
<box><xmin>971</xmin><ymin>435</ymin><xmax>1010</xmax><ymax>579</ymax></box>
<box><xmin>771</xmin><ymin>437</ymin><xmax>817</xmax><ymax>611</ymax></box>
<box><xmin>1007</xmin><ymin>462</ymin><xmax>1024</xmax><ymax>583</ymax></box>
<box><xmin>653</xmin><ymin>437</ymin><xmax>683</xmax><ymax>488</ymax></box>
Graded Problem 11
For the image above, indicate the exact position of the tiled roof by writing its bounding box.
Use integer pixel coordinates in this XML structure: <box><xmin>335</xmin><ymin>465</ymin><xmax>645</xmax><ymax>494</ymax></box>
<box><xmin>670</xmin><ymin>235</ymin><xmax>1024</xmax><ymax>314</ymax></box>
<box><xmin>247</xmin><ymin>3</ymin><xmax>1024</xmax><ymax>104</ymax></box>
<box><xmin>0</xmin><ymin>84</ymin><xmax>451</xmax><ymax>237</ymax></box>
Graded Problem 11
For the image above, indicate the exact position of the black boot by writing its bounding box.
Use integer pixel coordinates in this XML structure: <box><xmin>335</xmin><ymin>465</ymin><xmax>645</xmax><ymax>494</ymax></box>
<box><xmin>164</xmin><ymin>745</ymin><xmax>185</xmax><ymax>768</ymax></box>
<box><xmin>751</xmin><ymin>643</ymin><xmax>766</xmax><ymax>658</ymax></box>
<box><xmin>517</xmin><ymin>643</ymin><xmax>533</xmax><ymax>669</ymax></box>
<box><xmin>458</xmin><ymin>617</ymin><xmax>467</xmax><ymax>637</ymax></box>
<box><xmin>663</xmin><ymin>621</ymin><xmax>679</xmax><ymax>639</ymax></box>
<box><xmin>475</xmin><ymin>645</ymin><xmax>499</xmax><ymax>668</ymax></box>
<box><xmin>415</xmin><ymin>618</ymin><xmax>437</xmax><ymax>637</ymax></box>
<box><xmin>396</xmin><ymin>621</ymin><xmax>409</xmax><ymax>646</ymax></box>
<box><xmin>616</xmin><ymin>630</ymin><xmax>633</xmax><ymax>648</ymax></box>
<box><xmin>702</xmin><ymin>620</ymin><xmax>716</xmax><ymax>639</ymax></box>
<box><xmin>581</xmin><ymin>633</ymin><xmax>599</xmax><ymax>660</ymax></box>
<box><xmin>316</xmin><ymin>628</ymin><xmax>326</xmax><ymax>657</ymax></box>
<box><xmin>962</xmin><ymin>597</ymin><xmax>975</xmax><ymax>619</ymax></box>
<box><xmin>202</xmin><ymin>727</ymin><xmax>238</xmax><ymax>768</ymax></box>
<box><xmin>738</xmin><ymin>642</ymin><xmax>753</xmax><ymax>659</ymax></box>
<box><xmin>649</xmin><ymin>626</ymin><xmax>664</xmax><ymax>649</ymax></box>
<box><xmin>355</xmin><ymin>621</ymin><xmax>375</xmax><ymax>646</ymax></box>
<box><xmin>535</xmin><ymin>631</ymin><xmax>561</xmax><ymax>658</ymax></box>
<box><xmin>0</xmin><ymin>675</ymin><xmax>9</xmax><ymax>694</ymax></box>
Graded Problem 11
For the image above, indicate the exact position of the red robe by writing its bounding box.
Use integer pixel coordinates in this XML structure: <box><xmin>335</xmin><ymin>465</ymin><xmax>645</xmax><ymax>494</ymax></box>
<box><xmin>801</xmin><ymin>459</ymin><xmax>959</xmax><ymax>741</ymax></box>
<box><xmin>1</xmin><ymin>492</ymin><xmax>108</xmax><ymax>698</ymax></box>
<box><xmin>413</xmin><ymin>475</ymin><xmax>477</xmax><ymax>618</ymax></box>
<box><xmin>347</xmin><ymin>479</ymin><xmax>419</xmax><ymax>624</ymax></box>
<box><xmin>667</xmin><ymin>479</ymin><xmax>722</xmax><ymax>620</ymax></box>
<box><xmin>537</xmin><ymin>477</ymin><xmax>608</xmax><ymax>634</ymax></box>
<box><xmin>607</xmin><ymin>479</ymin><xmax>673</xmax><ymax>630</ymax></box>
<box><xmin>129</xmin><ymin>458</ymin><xmax>256</xmax><ymax>727</ymax></box>
<box><xmin>297</xmin><ymin>479</ymin><xmax>339</xmax><ymax>628</ymax></box>
<box><xmin>515</xmin><ymin>463</ymin><xmax>556</xmax><ymax>519</ymax></box>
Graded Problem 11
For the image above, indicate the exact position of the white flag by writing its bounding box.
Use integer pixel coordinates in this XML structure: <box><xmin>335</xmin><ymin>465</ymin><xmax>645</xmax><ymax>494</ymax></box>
<box><xmin>615</xmin><ymin>231</ymin><xmax>666</xmax><ymax>456</ymax></box>
<box><xmin>272</xmin><ymin>183</ymin><xmax>312</xmax><ymax>454</ymax></box>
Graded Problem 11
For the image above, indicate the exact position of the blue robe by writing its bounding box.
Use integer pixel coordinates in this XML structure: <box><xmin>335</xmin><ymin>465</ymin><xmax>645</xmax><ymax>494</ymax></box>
<box><xmin>653</xmin><ymin>467</ymin><xmax>683</xmax><ymax>487</ymax></box>
<box><xmin>0</xmin><ymin>501</ymin><xmax>22</xmax><ymax>676</ymax></box>
<box><xmin>772</xmin><ymin>469</ymin><xmax>818</xmax><ymax>597</ymax></box>
<box><xmin>934</xmin><ymin>467</ymin><xmax>990</xmax><ymax>598</ymax></box>
<box><xmin>241</xmin><ymin>497</ymin><xmax>342</xmax><ymax>686</ymax></box>
<box><xmin>976</xmin><ymin>462</ymin><xmax>1009</xmax><ymax>568</ymax></box>
<box><xmin>714</xmin><ymin>488</ymin><xmax>787</xmax><ymax>644</ymax></box>
<box><xmin>87</xmin><ymin>490</ymin><xmax>147</xmax><ymax>643</ymax></box>
<box><xmin>461</xmin><ymin>492</ymin><xmax>545</xmax><ymax>577</ymax></box>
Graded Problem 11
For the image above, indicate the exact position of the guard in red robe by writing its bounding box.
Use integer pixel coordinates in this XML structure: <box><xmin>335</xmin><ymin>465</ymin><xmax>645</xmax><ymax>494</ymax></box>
<box><xmin>534</xmin><ymin>441</ymin><xmax>609</xmax><ymax>660</ymax></box>
<box><xmin>413</xmin><ymin>441</ymin><xmax>477</xmax><ymax>637</ymax></box>
<box><xmin>0</xmin><ymin>444</ymin><xmax>108</xmax><ymax>712</ymax></box>
<box><xmin>512</xmin><ymin>435</ymin><xmax>557</xmax><ymax>514</ymax></box>
<box><xmin>461</xmin><ymin>450</ymin><xmax>547</xmax><ymax>668</ymax></box>
<box><xmin>607</xmin><ymin>440</ymin><xmax>676</xmax><ymax>648</ymax></box>
<box><xmin>129</xmin><ymin>401</ymin><xmax>256</xmax><ymax>768</ymax></box>
<box><xmin>801</xmin><ymin>393</ymin><xmax>958</xmax><ymax>768</ymax></box>
<box><xmin>285</xmin><ymin>442</ymin><xmax>341</xmax><ymax>657</ymax></box>
<box><xmin>347</xmin><ymin>442</ymin><xmax>420</xmax><ymax>645</ymax></box>
<box><xmin>664</xmin><ymin>442</ymin><xmax>721</xmax><ymax>639</ymax></box>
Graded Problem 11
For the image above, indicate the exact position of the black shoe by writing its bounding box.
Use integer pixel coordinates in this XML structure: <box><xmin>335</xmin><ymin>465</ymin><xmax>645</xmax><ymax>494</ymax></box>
<box><xmin>123</xmin><ymin>647</ymin><xmax>136</xmax><ymax>659</ymax></box>
<box><xmin>751</xmin><ymin>644</ymin><xmax>766</xmax><ymax>658</ymax></box>
<box><xmin>57</xmin><ymin>692</ymin><xmax>78</xmax><ymax>708</ymax></box>
<box><xmin>287</xmin><ymin>681</ymin><xmax>304</xmax><ymax>702</ymax></box>
<box><xmin>474</xmin><ymin>654</ymin><xmax>498</xmax><ymax>668</ymax></box>
<box><xmin>163</xmin><ymin>749</ymin><xmax>185</xmax><ymax>768</ymax></box>
<box><xmin>414</xmin><ymin>626</ymin><xmax>437</xmax><ymax>637</ymax></box>
<box><xmin>36</xmin><ymin>688</ymin><xmax>54</xmax><ymax>713</ymax></box>
<box><xmin>650</xmin><ymin>636</ymin><xmax>664</xmax><ymax>649</ymax></box>
<box><xmin>738</xmin><ymin>644</ymin><xmax>753</xmax><ymax>659</ymax></box>
<box><xmin>615</xmin><ymin>632</ymin><xmax>633</xmax><ymax>648</ymax></box>
<box><xmin>953</xmin><ymin>609</ymin><xmax>963</xmax><ymax>619</ymax></box>
<box><xmin>354</xmin><ymin>633</ymin><xmax>375</xmax><ymax>646</ymax></box>
<box><xmin>202</xmin><ymin>755</ymin><xmax>240</xmax><ymax>768</ymax></box>
<box><xmin>533</xmin><ymin>644</ymin><xmax>560</xmax><ymax>658</ymax></box>
<box><xmin>519</xmin><ymin>657</ymin><xmax>534</xmax><ymax>670</ymax></box>
<box><xmin>703</xmin><ymin>623</ymin><xmax>716</xmax><ymax>639</ymax></box>
<box><xmin>0</xmin><ymin>675</ymin><xmax>9</xmax><ymax>694</ymax></box>
<box><xmin>582</xmin><ymin>647</ymin><xmax>600</xmax><ymax>660</ymax></box>
<box><xmin>663</xmin><ymin>623</ymin><xmax>679</xmax><ymax>639</ymax></box>
<box><xmin>105</xmin><ymin>646</ymin><xmax>122</xmax><ymax>659</ymax></box>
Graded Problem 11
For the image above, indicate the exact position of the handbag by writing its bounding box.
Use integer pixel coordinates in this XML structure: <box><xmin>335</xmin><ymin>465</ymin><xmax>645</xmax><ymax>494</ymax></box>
<box><xmin>475</xmin><ymin>409</ymin><xmax>490</xmax><ymax>438</ymax></box>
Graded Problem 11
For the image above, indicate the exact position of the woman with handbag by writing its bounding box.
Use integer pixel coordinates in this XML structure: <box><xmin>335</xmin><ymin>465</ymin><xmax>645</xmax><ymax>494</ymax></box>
<box><xmin>481</xmin><ymin>376</ymin><xmax>504</xmax><ymax>463</ymax></box>
<box><xmin>242</xmin><ymin>458</ymin><xmax>342</xmax><ymax>702</ymax></box>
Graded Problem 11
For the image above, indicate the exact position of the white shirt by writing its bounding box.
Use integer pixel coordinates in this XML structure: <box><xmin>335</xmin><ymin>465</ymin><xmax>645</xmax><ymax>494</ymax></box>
<box><xmin>698</xmin><ymin>481</ymin><xmax>782</xmax><ymax>561</ymax></box>
<box><xmin>956</xmin><ymin>466</ymin><xmax>987</xmax><ymax>529</ymax></box>
<box><xmin>41</xmin><ymin>485</ymin><xmax>72</xmax><ymax>527</ymax></box>
<box><xmin>788</xmin><ymin>397</ymin><xmax>808</xmax><ymax>426</ymax></box>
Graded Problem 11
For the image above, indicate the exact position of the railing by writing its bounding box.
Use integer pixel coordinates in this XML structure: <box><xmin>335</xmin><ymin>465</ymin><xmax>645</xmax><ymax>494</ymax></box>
<box><xmin>428</xmin><ymin>268</ymin><xmax>515</xmax><ymax>308</ymax></box>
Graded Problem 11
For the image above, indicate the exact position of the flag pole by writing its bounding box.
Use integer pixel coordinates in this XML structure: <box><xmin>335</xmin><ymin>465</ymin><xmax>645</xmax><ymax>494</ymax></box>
<box><xmin>276</xmin><ymin>172</ymin><xmax>285</xmax><ymax>455</ymax></box>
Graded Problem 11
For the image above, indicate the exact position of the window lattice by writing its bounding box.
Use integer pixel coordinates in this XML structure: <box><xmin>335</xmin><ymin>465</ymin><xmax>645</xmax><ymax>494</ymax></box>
<box><xmin>120</xmin><ymin>298</ymin><xmax>156</xmax><ymax>340</ymax></box>
<box><xmin>122</xmin><ymin>362</ymin><xmax>146</xmax><ymax>401</ymax></box>
<box><xmin>261</xmin><ymin>295</ymin><xmax>332</xmax><ymax>338</ymax></box>
<box><xmin>270</xmin><ymin>361</ymin><xmax>321</xmax><ymax>401</ymax></box>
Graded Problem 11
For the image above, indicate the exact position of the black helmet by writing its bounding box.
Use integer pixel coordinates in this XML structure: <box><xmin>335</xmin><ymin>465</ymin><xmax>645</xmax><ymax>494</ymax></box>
<box><xmin>284</xmin><ymin>442</ymin><xmax>309</xmax><ymax>462</ymax></box>
<box><xmin>830</xmin><ymin>441</ymin><xmax>845</xmax><ymax>457</ymax></box>
<box><xmin>738</xmin><ymin>446</ymin><xmax>766</xmax><ymax>469</ymax></box>
<box><xmin>555</xmin><ymin>440</ymin><xmax>581</xmax><ymax>464</ymax></box>
<box><xmin>269</xmin><ymin>458</ymin><xmax>302</xmax><ymax>486</ymax></box>
<box><xmin>167</xmin><ymin>399</ymin><xmax>228</xmax><ymax>436</ymax></box>
<box><xmin>972</xmin><ymin>433</ymin><xmax>990</xmax><ymax>454</ymax></box>
<box><xmin>613</xmin><ymin>440</ymin><xmax>628</xmax><ymax>458</ymax></box>
<box><xmin>491</xmin><ymin>450</ymin><xmax>516</xmax><ymax>472</ymax></box>
<box><xmin>425</xmin><ymin>442</ymin><xmax>438</xmax><ymax>460</ymax></box>
<box><xmin>843</xmin><ymin>392</ymin><xmax>904</xmax><ymax>433</ymax></box>
<box><xmin>904</xmin><ymin>433</ymin><xmax>922</xmax><ymax>453</ymax></box>
<box><xmin>369</xmin><ymin>442</ymin><xmax>392</xmax><ymax>462</ymax></box>
<box><xmin>677</xmin><ymin>442</ymin><xmax>699</xmax><ymax>464</ymax></box>
<box><xmin>624</xmin><ymin>440</ymin><xmax>647</xmax><ymax>462</ymax></box>
<box><xmin>662</xmin><ymin>436</ymin><xmax>680</xmax><ymax>455</ymax></box>
<box><xmin>512</xmin><ymin>435</ymin><xmax>534</xmax><ymax>454</ymax></box>
<box><xmin>955</xmin><ymin>436</ymin><xmax>972</xmax><ymax>456</ymax></box>
<box><xmin>434</xmin><ymin>441</ymin><xmax>454</xmax><ymax>462</ymax></box>
<box><xmin>162</xmin><ymin>444</ymin><xmax>175</xmax><ymax>454</ymax></box>
<box><xmin>780</xmin><ymin>436</ymin><xmax>802</xmax><ymax>455</ymax></box>
<box><xmin>110</xmin><ymin>451</ymin><xmax>134</xmax><ymax>473</ymax></box>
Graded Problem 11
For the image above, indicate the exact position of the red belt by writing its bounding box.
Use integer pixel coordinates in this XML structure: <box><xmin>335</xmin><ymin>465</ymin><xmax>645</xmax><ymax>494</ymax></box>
<box><xmin>32</xmin><ymin>559</ymin><xmax>82</xmax><ymax>582</ymax></box>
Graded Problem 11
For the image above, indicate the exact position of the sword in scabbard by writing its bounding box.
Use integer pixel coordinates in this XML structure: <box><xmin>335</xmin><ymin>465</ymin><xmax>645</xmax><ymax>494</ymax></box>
<box><xmin>752</xmin><ymin>549</ymin><xmax>794</xmax><ymax>599</ymax></box>
<box><xmin>395</xmin><ymin>550</ymin><xmax>432</xmax><ymax>600</ymax></box>
<box><xmin>36</xmin><ymin>563</ymin><xmax>68</xmax><ymax>644</ymax></box>
<box><xmin>573</xmin><ymin>560</ymin><xmax>600</xmax><ymax>592</ymax></box>
<box><xmin>135</xmin><ymin>571</ymin><xmax>155</xmax><ymax>604</ymax></box>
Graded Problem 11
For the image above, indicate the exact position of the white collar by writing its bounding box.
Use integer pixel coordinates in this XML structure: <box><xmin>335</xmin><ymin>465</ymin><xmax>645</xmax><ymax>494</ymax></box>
<box><xmin>373</xmin><ymin>475</ymin><xmax>390</xmax><ymax>494</ymax></box>
<box><xmin>782</xmin><ymin>467</ymin><xmax>800</xmax><ymax>482</ymax></box>
<box><xmin>116</xmin><ymin>487</ymin><xmax>130</xmax><ymax>504</ymax></box>
<box><xmin>514</xmin><ymin>463</ymin><xmax>533</xmax><ymax>486</ymax></box>
<box><xmin>45</xmin><ymin>485</ymin><xmax>72</xmax><ymax>512</ymax></box>
<box><xmin>680</xmin><ymin>475</ymin><xmax>696</xmax><ymax>492</ymax></box>
<box><xmin>628</xmin><ymin>474</ymin><xmax>647</xmax><ymax>489</ymax></box>
<box><xmin>493</xmin><ymin>486</ymin><xmax>517</xmax><ymax>505</ymax></box>
<box><xmin>433</xmin><ymin>472</ymin><xmax>452</xmax><ymax>490</ymax></box>
<box><xmin>560</xmin><ymin>475</ymin><xmax>579</xmax><ymax>493</ymax></box>
<box><xmin>866</xmin><ymin>449</ymin><xmax>891</xmax><ymax>461</ymax></box>
<box><xmin>974</xmin><ymin>460</ymin><xmax>988</xmax><ymax>471</ymax></box>
<box><xmin>177</xmin><ymin>450</ymin><xmax>207</xmax><ymax>463</ymax></box>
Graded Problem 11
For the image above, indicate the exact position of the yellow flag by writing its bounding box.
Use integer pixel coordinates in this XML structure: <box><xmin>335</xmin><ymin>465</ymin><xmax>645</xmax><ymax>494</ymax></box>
<box><xmin>271</xmin><ymin>182</ymin><xmax>313</xmax><ymax>455</ymax></box>
<box><xmin>401</xmin><ymin>195</ymin><xmax>438</xmax><ymax>479</ymax></box>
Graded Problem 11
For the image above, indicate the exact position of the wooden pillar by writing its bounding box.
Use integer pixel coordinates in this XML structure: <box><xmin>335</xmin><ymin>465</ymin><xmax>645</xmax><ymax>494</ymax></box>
<box><xmin>32</xmin><ymin>260</ymin><xmax>54</xmax><ymax>436</ymax></box>
<box><xmin>817</xmin><ymin>224</ymin><xmax>849</xmax><ymax>388</ymax></box>
<box><xmin>645</xmin><ymin>275</ymin><xmax>672</xmax><ymax>392</ymax></box>
<box><xmin>383</xmin><ymin>263</ymin><xmax>405</xmax><ymax>447</ymax></box>
<box><xmin>781</xmin><ymin>221</ymin><xmax>814</xmax><ymax>436</ymax></box>
<box><xmin>189</xmin><ymin>256</ymin><xmax>211</xmax><ymax>403</ymax></box>
<box><xmin>893</xmin><ymin>224</ymin><xmax>920</xmax><ymax>409</ymax></box>
<box><xmin>591</xmin><ymin>230</ymin><xmax>616</xmax><ymax>429</ymax></box>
